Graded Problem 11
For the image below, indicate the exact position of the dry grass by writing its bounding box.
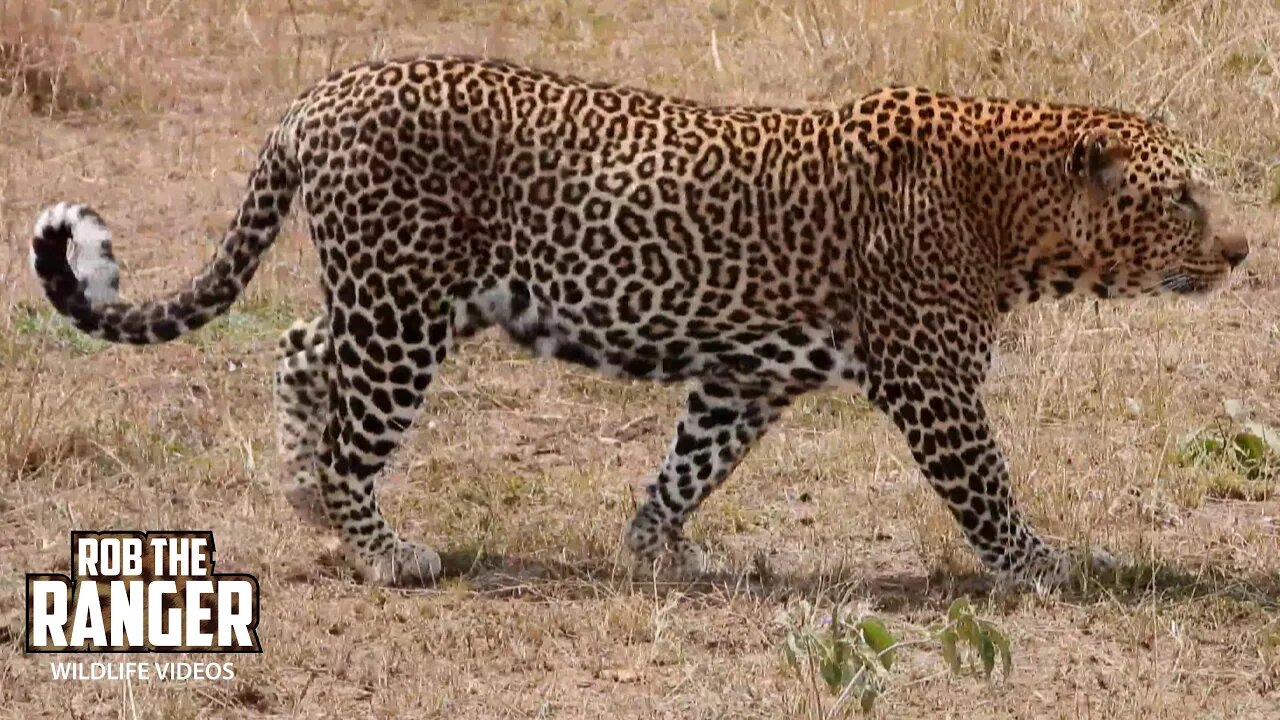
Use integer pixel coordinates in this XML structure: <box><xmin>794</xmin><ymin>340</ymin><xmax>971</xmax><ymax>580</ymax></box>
<box><xmin>0</xmin><ymin>0</ymin><xmax>103</xmax><ymax>114</ymax></box>
<box><xmin>2</xmin><ymin>0</ymin><xmax>1280</xmax><ymax>717</ymax></box>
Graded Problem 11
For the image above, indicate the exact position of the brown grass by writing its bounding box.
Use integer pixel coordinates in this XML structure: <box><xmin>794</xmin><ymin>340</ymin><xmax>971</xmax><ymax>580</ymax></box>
<box><xmin>2</xmin><ymin>0</ymin><xmax>1280</xmax><ymax>717</ymax></box>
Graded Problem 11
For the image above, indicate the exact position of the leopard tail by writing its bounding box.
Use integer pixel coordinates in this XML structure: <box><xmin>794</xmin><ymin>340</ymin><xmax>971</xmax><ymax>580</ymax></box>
<box><xmin>28</xmin><ymin>124</ymin><xmax>301</xmax><ymax>345</ymax></box>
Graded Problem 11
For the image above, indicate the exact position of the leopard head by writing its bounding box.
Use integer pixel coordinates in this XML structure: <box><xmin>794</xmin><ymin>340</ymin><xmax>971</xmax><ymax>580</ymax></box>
<box><xmin>1063</xmin><ymin>119</ymin><xmax>1248</xmax><ymax>298</ymax></box>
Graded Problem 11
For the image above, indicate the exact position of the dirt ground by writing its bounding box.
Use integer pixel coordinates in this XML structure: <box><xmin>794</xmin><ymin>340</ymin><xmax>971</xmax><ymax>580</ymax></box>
<box><xmin>2</xmin><ymin>0</ymin><xmax>1280</xmax><ymax>717</ymax></box>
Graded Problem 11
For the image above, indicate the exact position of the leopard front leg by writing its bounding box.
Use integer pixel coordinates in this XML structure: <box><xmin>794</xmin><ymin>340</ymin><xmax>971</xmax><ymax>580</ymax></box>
<box><xmin>868</xmin><ymin>362</ymin><xmax>1071</xmax><ymax>588</ymax></box>
<box><xmin>627</xmin><ymin>381</ymin><xmax>796</xmax><ymax>575</ymax></box>
<box><xmin>273</xmin><ymin>316</ymin><xmax>332</xmax><ymax>528</ymax></box>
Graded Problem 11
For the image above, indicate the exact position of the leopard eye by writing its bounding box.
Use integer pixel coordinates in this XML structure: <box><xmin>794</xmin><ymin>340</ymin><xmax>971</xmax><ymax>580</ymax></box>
<box><xmin>1173</xmin><ymin>184</ymin><xmax>1196</xmax><ymax>209</ymax></box>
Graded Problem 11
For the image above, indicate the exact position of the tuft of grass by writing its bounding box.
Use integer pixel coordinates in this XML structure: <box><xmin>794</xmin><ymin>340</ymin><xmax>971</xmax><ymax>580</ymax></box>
<box><xmin>1201</xmin><ymin>473</ymin><xmax>1276</xmax><ymax>502</ymax></box>
<box><xmin>8</xmin><ymin>302</ymin><xmax>109</xmax><ymax>356</ymax></box>
<box><xmin>185</xmin><ymin>303</ymin><xmax>297</xmax><ymax>349</ymax></box>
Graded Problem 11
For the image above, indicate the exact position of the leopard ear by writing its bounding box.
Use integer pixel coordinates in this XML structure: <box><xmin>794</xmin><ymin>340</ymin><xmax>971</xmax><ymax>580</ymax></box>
<box><xmin>1066</xmin><ymin>127</ymin><xmax>1131</xmax><ymax>192</ymax></box>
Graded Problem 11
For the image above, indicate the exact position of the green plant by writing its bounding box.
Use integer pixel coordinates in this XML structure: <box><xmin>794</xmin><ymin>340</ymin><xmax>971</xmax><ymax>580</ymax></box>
<box><xmin>931</xmin><ymin>597</ymin><xmax>1013</xmax><ymax>680</ymax></box>
<box><xmin>778</xmin><ymin>601</ymin><xmax>898</xmax><ymax>715</ymax></box>
<box><xmin>778</xmin><ymin>597</ymin><xmax>1015</xmax><ymax>714</ymax></box>
<box><xmin>1172</xmin><ymin>400</ymin><xmax>1280</xmax><ymax>499</ymax></box>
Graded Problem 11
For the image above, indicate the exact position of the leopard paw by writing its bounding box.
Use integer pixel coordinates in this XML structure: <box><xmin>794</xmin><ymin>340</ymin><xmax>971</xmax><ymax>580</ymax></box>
<box><xmin>353</xmin><ymin>540</ymin><xmax>442</xmax><ymax>587</ymax></box>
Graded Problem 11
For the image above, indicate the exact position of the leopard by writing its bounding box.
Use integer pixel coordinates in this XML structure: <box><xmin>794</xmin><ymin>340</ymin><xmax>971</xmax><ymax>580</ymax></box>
<box><xmin>29</xmin><ymin>54</ymin><xmax>1250</xmax><ymax>589</ymax></box>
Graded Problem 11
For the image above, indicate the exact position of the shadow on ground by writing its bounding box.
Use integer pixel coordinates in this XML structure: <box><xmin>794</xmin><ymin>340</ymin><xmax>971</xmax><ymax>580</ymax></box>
<box><xmin>285</xmin><ymin>545</ymin><xmax>1280</xmax><ymax>613</ymax></box>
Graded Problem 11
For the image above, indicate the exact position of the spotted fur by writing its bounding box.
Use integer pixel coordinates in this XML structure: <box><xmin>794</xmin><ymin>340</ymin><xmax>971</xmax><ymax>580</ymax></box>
<box><xmin>31</xmin><ymin>55</ymin><xmax>1249</xmax><ymax>587</ymax></box>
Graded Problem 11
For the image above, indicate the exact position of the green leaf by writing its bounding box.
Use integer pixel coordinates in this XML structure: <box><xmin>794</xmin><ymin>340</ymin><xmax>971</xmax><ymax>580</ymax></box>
<box><xmin>939</xmin><ymin>628</ymin><xmax>961</xmax><ymax>674</ymax></box>
<box><xmin>959</xmin><ymin>616</ymin><xmax>981</xmax><ymax>652</ymax></box>
<box><xmin>1233</xmin><ymin>432</ymin><xmax>1266</xmax><ymax>463</ymax></box>
<box><xmin>860</xmin><ymin>685</ymin><xmax>878</xmax><ymax>713</ymax></box>
<box><xmin>820</xmin><ymin>657</ymin><xmax>843</xmax><ymax>695</ymax></box>
<box><xmin>1180</xmin><ymin>437</ymin><xmax>1224</xmax><ymax>465</ymax></box>
<box><xmin>1245</xmin><ymin>421</ymin><xmax>1280</xmax><ymax>456</ymax></box>
<box><xmin>983</xmin><ymin>623</ymin><xmax>1014</xmax><ymax>677</ymax></box>
<box><xmin>842</xmin><ymin>656</ymin><xmax>868</xmax><ymax>690</ymax></box>
<box><xmin>784</xmin><ymin>632</ymin><xmax>801</xmax><ymax>672</ymax></box>
<box><xmin>978</xmin><ymin>632</ymin><xmax>997</xmax><ymax>678</ymax></box>
<box><xmin>947</xmin><ymin>597</ymin><xmax>973</xmax><ymax>623</ymax></box>
<box><xmin>858</xmin><ymin>617</ymin><xmax>897</xmax><ymax>670</ymax></box>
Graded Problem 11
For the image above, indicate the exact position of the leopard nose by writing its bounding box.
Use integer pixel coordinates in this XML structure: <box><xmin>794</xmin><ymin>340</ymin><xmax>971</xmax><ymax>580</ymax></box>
<box><xmin>1220</xmin><ymin>234</ymin><xmax>1249</xmax><ymax>268</ymax></box>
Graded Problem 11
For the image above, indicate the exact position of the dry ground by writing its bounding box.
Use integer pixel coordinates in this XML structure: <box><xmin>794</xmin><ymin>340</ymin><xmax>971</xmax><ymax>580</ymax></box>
<box><xmin>2</xmin><ymin>0</ymin><xmax>1280</xmax><ymax>717</ymax></box>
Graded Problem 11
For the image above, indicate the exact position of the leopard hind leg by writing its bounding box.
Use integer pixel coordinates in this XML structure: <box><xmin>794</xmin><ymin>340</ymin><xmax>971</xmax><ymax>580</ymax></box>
<box><xmin>273</xmin><ymin>315</ymin><xmax>333</xmax><ymax>528</ymax></box>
